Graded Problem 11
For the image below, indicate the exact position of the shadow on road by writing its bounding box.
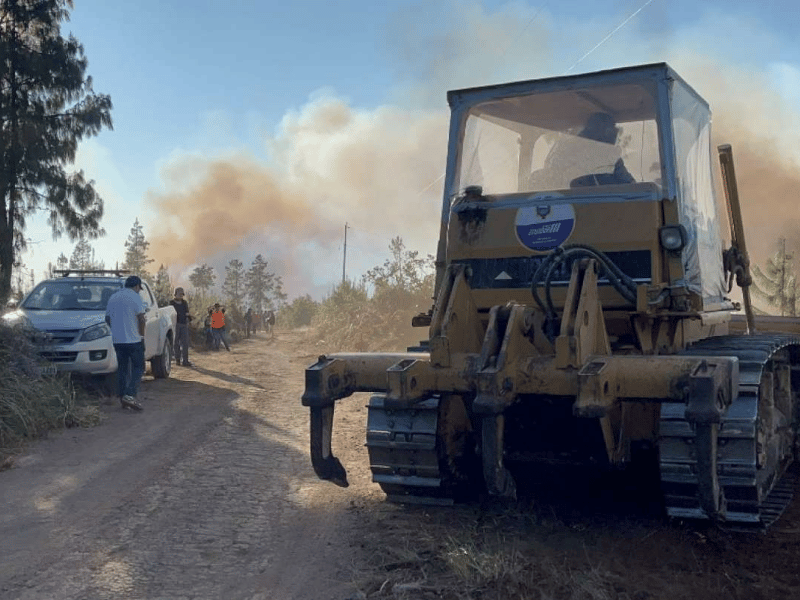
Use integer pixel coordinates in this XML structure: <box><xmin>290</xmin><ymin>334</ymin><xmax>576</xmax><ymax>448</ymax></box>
<box><xmin>189</xmin><ymin>365</ymin><xmax>266</xmax><ymax>389</ymax></box>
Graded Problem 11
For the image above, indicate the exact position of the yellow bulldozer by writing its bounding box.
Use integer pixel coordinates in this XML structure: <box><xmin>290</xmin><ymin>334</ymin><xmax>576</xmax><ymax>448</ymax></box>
<box><xmin>302</xmin><ymin>63</ymin><xmax>800</xmax><ymax>529</ymax></box>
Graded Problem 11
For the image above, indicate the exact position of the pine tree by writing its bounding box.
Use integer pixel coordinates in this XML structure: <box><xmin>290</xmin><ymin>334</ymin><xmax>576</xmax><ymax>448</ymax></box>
<box><xmin>153</xmin><ymin>264</ymin><xmax>172</xmax><ymax>306</ymax></box>
<box><xmin>364</xmin><ymin>237</ymin><xmax>434</xmax><ymax>295</ymax></box>
<box><xmin>189</xmin><ymin>263</ymin><xmax>215</xmax><ymax>300</ymax></box>
<box><xmin>272</xmin><ymin>274</ymin><xmax>288</xmax><ymax>308</ymax></box>
<box><xmin>122</xmin><ymin>218</ymin><xmax>154</xmax><ymax>284</ymax></box>
<box><xmin>222</xmin><ymin>259</ymin><xmax>245</xmax><ymax>310</ymax></box>
<box><xmin>245</xmin><ymin>254</ymin><xmax>275</xmax><ymax>312</ymax></box>
<box><xmin>752</xmin><ymin>237</ymin><xmax>797</xmax><ymax>317</ymax></box>
<box><xmin>68</xmin><ymin>237</ymin><xmax>102</xmax><ymax>270</ymax></box>
<box><xmin>47</xmin><ymin>252</ymin><xmax>69</xmax><ymax>277</ymax></box>
<box><xmin>362</xmin><ymin>237</ymin><xmax>435</xmax><ymax>313</ymax></box>
<box><xmin>0</xmin><ymin>0</ymin><xmax>113</xmax><ymax>303</ymax></box>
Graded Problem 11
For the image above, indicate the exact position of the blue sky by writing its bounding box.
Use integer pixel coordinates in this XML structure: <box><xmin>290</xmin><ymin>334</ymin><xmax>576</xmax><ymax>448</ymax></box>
<box><xmin>17</xmin><ymin>0</ymin><xmax>800</xmax><ymax>300</ymax></box>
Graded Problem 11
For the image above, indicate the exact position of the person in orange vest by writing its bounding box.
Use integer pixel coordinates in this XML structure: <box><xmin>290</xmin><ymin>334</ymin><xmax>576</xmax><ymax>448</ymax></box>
<box><xmin>210</xmin><ymin>303</ymin><xmax>230</xmax><ymax>351</ymax></box>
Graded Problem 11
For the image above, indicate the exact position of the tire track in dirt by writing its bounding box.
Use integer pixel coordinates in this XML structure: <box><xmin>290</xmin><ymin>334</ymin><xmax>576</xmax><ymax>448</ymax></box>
<box><xmin>0</xmin><ymin>332</ymin><xmax>370</xmax><ymax>600</ymax></box>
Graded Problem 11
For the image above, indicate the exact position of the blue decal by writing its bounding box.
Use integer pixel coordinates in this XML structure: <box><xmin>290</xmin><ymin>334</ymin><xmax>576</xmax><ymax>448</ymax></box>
<box><xmin>515</xmin><ymin>204</ymin><xmax>575</xmax><ymax>251</ymax></box>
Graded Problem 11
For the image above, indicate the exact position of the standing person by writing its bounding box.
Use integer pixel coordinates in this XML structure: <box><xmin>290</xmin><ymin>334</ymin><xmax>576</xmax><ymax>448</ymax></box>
<box><xmin>204</xmin><ymin>307</ymin><xmax>214</xmax><ymax>349</ymax></box>
<box><xmin>169</xmin><ymin>287</ymin><xmax>193</xmax><ymax>367</ymax></box>
<box><xmin>105</xmin><ymin>275</ymin><xmax>146</xmax><ymax>411</ymax></box>
<box><xmin>265</xmin><ymin>309</ymin><xmax>276</xmax><ymax>338</ymax></box>
<box><xmin>210</xmin><ymin>303</ymin><xmax>230</xmax><ymax>351</ymax></box>
<box><xmin>244</xmin><ymin>307</ymin><xmax>253</xmax><ymax>338</ymax></box>
<box><xmin>220</xmin><ymin>307</ymin><xmax>232</xmax><ymax>350</ymax></box>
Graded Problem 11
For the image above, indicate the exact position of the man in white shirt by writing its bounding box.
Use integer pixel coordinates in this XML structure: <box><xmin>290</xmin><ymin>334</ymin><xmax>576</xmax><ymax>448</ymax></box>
<box><xmin>105</xmin><ymin>275</ymin><xmax>147</xmax><ymax>411</ymax></box>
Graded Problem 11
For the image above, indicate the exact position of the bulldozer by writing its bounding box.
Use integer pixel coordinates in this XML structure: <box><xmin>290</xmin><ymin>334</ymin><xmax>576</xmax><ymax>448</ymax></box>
<box><xmin>302</xmin><ymin>63</ymin><xmax>800</xmax><ymax>528</ymax></box>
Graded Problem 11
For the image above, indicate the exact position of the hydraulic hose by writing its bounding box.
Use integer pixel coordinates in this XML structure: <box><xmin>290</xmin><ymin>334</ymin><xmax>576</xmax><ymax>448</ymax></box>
<box><xmin>530</xmin><ymin>244</ymin><xmax>638</xmax><ymax>339</ymax></box>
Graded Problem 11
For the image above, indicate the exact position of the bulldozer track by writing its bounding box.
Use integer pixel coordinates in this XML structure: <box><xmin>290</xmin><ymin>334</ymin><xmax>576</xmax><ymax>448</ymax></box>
<box><xmin>660</xmin><ymin>333</ymin><xmax>800</xmax><ymax>530</ymax></box>
<box><xmin>365</xmin><ymin>395</ymin><xmax>463</xmax><ymax>505</ymax></box>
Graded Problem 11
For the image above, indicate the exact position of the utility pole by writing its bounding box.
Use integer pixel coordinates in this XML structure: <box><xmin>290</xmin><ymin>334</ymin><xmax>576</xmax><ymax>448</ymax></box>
<box><xmin>342</xmin><ymin>222</ymin><xmax>349</xmax><ymax>283</ymax></box>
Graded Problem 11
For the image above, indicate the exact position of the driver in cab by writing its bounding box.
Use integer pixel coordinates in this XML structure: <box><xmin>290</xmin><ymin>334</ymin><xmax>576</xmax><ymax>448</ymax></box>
<box><xmin>531</xmin><ymin>112</ymin><xmax>634</xmax><ymax>189</ymax></box>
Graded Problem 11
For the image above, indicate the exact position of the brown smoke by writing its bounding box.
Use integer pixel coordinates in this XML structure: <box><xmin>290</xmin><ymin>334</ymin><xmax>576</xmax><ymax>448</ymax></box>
<box><xmin>145</xmin><ymin>7</ymin><xmax>799</xmax><ymax>299</ymax></box>
<box><xmin>148</xmin><ymin>157</ymin><xmax>325</xmax><ymax>264</ymax></box>
<box><xmin>147</xmin><ymin>99</ymin><xmax>448</xmax><ymax>297</ymax></box>
<box><xmin>676</xmin><ymin>59</ymin><xmax>800</xmax><ymax>269</ymax></box>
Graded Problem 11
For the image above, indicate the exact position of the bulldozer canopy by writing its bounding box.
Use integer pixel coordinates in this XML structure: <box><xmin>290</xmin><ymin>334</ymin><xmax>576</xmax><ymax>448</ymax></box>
<box><xmin>445</xmin><ymin>63</ymin><xmax>727</xmax><ymax>307</ymax></box>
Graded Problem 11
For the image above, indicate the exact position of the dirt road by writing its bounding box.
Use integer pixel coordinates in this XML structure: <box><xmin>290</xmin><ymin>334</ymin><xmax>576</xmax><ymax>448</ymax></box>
<box><xmin>2</xmin><ymin>330</ymin><xmax>800</xmax><ymax>600</ymax></box>
<box><xmin>0</xmin><ymin>331</ymin><xmax>378</xmax><ymax>600</ymax></box>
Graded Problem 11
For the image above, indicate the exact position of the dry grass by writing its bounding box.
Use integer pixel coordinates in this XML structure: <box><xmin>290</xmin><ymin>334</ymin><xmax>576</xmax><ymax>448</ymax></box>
<box><xmin>310</xmin><ymin>286</ymin><xmax>432</xmax><ymax>354</ymax></box>
<box><xmin>342</xmin><ymin>503</ymin><xmax>626</xmax><ymax>600</ymax></box>
<box><xmin>0</xmin><ymin>322</ymin><xmax>101</xmax><ymax>466</ymax></box>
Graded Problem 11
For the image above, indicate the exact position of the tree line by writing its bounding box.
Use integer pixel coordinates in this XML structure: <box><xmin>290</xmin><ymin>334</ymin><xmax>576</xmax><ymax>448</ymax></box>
<box><xmin>42</xmin><ymin>218</ymin><xmax>288</xmax><ymax>317</ymax></box>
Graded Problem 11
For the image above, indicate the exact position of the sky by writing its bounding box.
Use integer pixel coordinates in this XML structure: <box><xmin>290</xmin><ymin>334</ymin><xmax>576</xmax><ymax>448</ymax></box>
<box><xmin>15</xmin><ymin>0</ymin><xmax>800</xmax><ymax>301</ymax></box>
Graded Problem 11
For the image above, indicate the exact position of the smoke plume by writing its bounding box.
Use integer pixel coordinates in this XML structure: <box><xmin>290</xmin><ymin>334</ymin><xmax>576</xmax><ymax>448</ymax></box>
<box><xmin>145</xmin><ymin>2</ymin><xmax>800</xmax><ymax>300</ymax></box>
<box><xmin>147</xmin><ymin>98</ymin><xmax>447</xmax><ymax>298</ymax></box>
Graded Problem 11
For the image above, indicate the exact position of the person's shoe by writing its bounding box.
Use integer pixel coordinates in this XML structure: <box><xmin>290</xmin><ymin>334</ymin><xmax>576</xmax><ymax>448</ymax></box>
<box><xmin>183</xmin><ymin>361</ymin><xmax>194</xmax><ymax>367</ymax></box>
<box><xmin>121</xmin><ymin>395</ymin><xmax>143</xmax><ymax>411</ymax></box>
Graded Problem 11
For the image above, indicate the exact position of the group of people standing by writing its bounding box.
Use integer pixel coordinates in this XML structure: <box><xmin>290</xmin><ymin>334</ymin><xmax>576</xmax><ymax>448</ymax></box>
<box><xmin>105</xmin><ymin>282</ymin><xmax>275</xmax><ymax>412</ymax></box>
<box><xmin>206</xmin><ymin>303</ymin><xmax>231</xmax><ymax>351</ymax></box>
<box><xmin>165</xmin><ymin>290</ymin><xmax>244</xmax><ymax>358</ymax></box>
<box><xmin>243</xmin><ymin>308</ymin><xmax>275</xmax><ymax>338</ymax></box>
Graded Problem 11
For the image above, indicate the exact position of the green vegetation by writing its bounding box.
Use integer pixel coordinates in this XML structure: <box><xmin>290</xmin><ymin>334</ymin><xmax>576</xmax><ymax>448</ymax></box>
<box><xmin>153</xmin><ymin>264</ymin><xmax>173</xmax><ymax>306</ymax></box>
<box><xmin>69</xmin><ymin>238</ymin><xmax>104</xmax><ymax>271</ymax></box>
<box><xmin>310</xmin><ymin>237</ymin><xmax>434</xmax><ymax>351</ymax></box>
<box><xmin>278</xmin><ymin>294</ymin><xmax>318</xmax><ymax>328</ymax></box>
<box><xmin>123</xmin><ymin>218</ymin><xmax>155</xmax><ymax>286</ymax></box>
<box><xmin>245</xmin><ymin>253</ymin><xmax>286</xmax><ymax>311</ymax></box>
<box><xmin>0</xmin><ymin>0</ymin><xmax>113</xmax><ymax>304</ymax></box>
<box><xmin>222</xmin><ymin>259</ymin><xmax>246</xmax><ymax>309</ymax></box>
<box><xmin>0</xmin><ymin>230</ymin><xmax>431</xmax><ymax>458</ymax></box>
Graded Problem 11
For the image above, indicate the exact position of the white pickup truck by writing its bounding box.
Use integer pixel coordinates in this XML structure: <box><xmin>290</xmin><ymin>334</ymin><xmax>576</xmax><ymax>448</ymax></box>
<box><xmin>2</xmin><ymin>270</ymin><xmax>177</xmax><ymax>389</ymax></box>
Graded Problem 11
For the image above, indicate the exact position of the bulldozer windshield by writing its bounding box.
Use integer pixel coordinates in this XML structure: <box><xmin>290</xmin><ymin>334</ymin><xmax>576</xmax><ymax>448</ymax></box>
<box><xmin>457</xmin><ymin>82</ymin><xmax>661</xmax><ymax>195</ymax></box>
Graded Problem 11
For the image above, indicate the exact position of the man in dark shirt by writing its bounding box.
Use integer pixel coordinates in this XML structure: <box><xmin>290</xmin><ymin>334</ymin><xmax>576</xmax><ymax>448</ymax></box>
<box><xmin>169</xmin><ymin>287</ymin><xmax>194</xmax><ymax>366</ymax></box>
<box><xmin>244</xmin><ymin>307</ymin><xmax>253</xmax><ymax>338</ymax></box>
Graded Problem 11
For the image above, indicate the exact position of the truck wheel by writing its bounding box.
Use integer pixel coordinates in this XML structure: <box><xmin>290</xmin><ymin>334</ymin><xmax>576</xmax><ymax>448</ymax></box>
<box><xmin>151</xmin><ymin>338</ymin><xmax>173</xmax><ymax>379</ymax></box>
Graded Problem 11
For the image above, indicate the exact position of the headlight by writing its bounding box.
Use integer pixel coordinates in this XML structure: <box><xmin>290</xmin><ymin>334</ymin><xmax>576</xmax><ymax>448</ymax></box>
<box><xmin>659</xmin><ymin>225</ymin><xmax>687</xmax><ymax>252</ymax></box>
<box><xmin>2</xmin><ymin>312</ymin><xmax>29</xmax><ymax>328</ymax></box>
<box><xmin>80</xmin><ymin>322</ymin><xmax>111</xmax><ymax>342</ymax></box>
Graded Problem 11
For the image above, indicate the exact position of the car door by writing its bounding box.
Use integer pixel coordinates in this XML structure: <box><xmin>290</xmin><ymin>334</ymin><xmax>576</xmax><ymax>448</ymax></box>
<box><xmin>138</xmin><ymin>283</ymin><xmax>161</xmax><ymax>357</ymax></box>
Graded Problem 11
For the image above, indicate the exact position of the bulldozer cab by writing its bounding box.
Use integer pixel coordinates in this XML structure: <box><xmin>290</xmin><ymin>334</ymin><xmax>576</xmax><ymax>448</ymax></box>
<box><xmin>440</xmin><ymin>63</ymin><xmax>730</xmax><ymax>317</ymax></box>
